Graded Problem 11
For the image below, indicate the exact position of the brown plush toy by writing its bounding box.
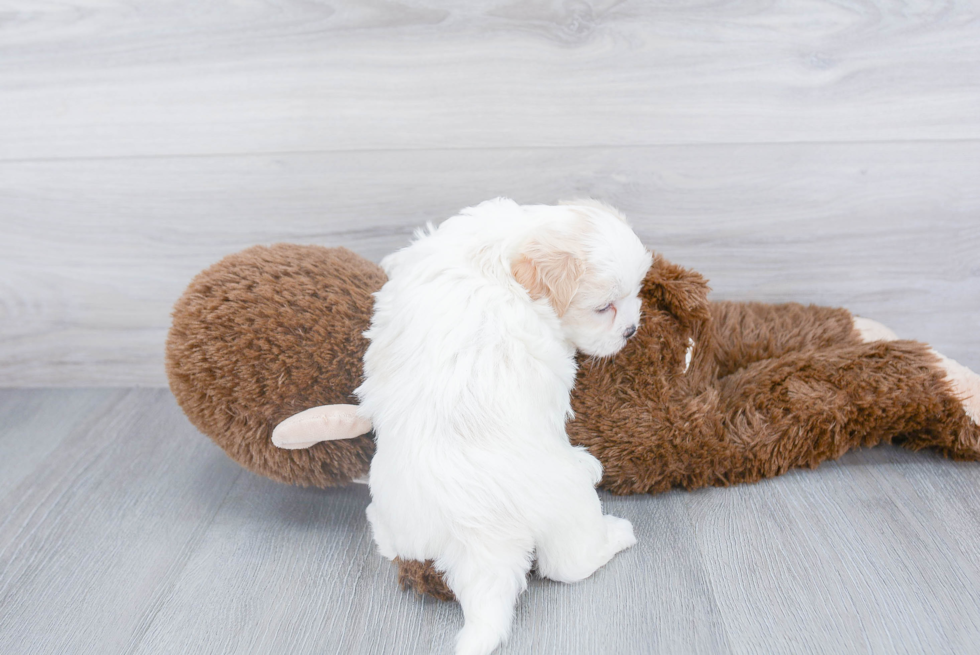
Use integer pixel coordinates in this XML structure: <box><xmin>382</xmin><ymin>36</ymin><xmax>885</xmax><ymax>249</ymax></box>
<box><xmin>166</xmin><ymin>243</ymin><xmax>980</xmax><ymax>601</ymax></box>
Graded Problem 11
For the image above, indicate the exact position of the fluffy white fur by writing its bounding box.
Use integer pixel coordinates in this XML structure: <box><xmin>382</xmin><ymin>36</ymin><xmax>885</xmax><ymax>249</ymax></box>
<box><xmin>356</xmin><ymin>198</ymin><xmax>651</xmax><ymax>655</ymax></box>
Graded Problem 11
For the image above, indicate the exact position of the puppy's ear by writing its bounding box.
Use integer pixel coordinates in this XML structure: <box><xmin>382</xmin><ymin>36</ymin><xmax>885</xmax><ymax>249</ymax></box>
<box><xmin>643</xmin><ymin>254</ymin><xmax>711</xmax><ymax>326</ymax></box>
<box><xmin>512</xmin><ymin>235</ymin><xmax>585</xmax><ymax>317</ymax></box>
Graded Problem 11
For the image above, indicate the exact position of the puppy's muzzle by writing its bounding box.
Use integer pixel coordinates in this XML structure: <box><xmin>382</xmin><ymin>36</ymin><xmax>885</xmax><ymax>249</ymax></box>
<box><xmin>623</xmin><ymin>325</ymin><xmax>637</xmax><ymax>339</ymax></box>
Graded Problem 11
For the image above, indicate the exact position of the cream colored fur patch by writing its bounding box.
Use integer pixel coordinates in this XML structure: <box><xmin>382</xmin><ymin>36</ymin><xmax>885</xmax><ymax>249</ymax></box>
<box><xmin>853</xmin><ymin>316</ymin><xmax>900</xmax><ymax>343</ymax></box>
<box><xmin>929</xmin><ymin>349</ymin><xmax>980</xmax><ymax>426</ymax></box>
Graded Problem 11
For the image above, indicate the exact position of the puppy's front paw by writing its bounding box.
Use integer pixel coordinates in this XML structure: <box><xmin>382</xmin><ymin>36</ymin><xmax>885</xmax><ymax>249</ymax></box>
<box><xmin>603</xmin><ymin>515</ymin><xmax>637</xmax><ymax>554</ymax></box>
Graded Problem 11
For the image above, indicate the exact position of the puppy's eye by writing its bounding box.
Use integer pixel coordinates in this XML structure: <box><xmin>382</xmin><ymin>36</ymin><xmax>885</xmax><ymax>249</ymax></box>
<box><xmin>596</xmin><ymin>303</ymin><xmax>614</xmax><ymax>313</ymax></box>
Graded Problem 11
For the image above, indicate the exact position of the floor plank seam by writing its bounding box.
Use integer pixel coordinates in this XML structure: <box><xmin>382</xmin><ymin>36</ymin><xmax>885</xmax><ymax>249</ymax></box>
<box><xmin>122</xmin><ymin>467</ymin><xmax>245</xmax><ymax>655</ymax></box>
<box><xmin>3</xmin><ymin>136</ymin><xmax>980</xmax><ymax>165</ymax></box>
<box><xmin>680</xmin><ymin>492</ymin><xmax>737</xmax><ymax>655</ymax></box>
<box><xmin>0</xmin><ymin>391</ymin><xmax>135</xmax><ymax>601</ymax></box>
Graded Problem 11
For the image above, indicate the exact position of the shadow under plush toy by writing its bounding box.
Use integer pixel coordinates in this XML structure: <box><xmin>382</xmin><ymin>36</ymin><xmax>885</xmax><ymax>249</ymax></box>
<box><xmin>166</xmin><ymin>243</ymin><xmax>980</xmax><ymax>601</ymax></box>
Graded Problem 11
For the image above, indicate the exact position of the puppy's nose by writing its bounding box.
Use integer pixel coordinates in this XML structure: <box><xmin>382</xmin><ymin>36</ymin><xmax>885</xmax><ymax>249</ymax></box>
<box><xmin>623</xmin><ymin>325</ymin><xmax>637</xmax><ymax>339</ymax></box>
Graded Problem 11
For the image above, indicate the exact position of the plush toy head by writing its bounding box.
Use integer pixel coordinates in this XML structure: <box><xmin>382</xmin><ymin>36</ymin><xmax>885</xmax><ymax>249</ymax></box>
<box><xmin>166</xmin><ymin>244</ymin><xmax>382</xmax><ymax>486</ymax></box>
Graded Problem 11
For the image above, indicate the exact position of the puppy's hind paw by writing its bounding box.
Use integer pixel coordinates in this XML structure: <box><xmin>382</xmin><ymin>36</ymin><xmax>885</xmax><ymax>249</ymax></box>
<box><xmin>604</xmin><ymin>515</ymin><xmax>637</xmax><ymax>554</ymax></box>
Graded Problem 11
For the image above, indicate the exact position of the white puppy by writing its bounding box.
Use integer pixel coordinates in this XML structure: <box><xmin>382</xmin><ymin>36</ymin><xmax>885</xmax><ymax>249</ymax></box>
<box><xmin>356</xmin><ymin>198</ymin><xmax>651</xmax><ymax>655</ymax></box>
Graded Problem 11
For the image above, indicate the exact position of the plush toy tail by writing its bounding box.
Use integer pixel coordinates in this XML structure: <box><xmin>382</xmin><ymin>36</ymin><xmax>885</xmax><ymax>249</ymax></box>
<box><xmin>272</xmin><ymin>404</ymin><xmax>372</xmax><ymax>449</ymax></box>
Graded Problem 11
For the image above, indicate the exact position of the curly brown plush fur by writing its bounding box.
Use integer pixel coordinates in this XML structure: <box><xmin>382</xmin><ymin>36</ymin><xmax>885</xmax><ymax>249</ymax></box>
<box><xmin>395</xmin><ymin>558</ymin><xmax>456</xmax><ymax>602</ymax></box>
<box><xmin>570</xmin><ymin>259</ymin><xmax>979</xmax><ymax>498</ymax></box>
<box><xmin>166</xmin><ymin>245</ymin><xmax>379</xmax><ymax>487</ymax></box>
<box><xmin>166</xmin><ymin>244</ymin><xmax>980</xmax><ymax>602</ymax></box>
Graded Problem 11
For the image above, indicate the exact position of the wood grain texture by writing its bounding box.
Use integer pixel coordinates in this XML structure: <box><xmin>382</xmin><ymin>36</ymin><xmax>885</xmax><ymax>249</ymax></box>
<box><xmin>0</xmin><ymin>389</ymin><xmax>243</xmax><ymax>654</ymax></box>
<box><xmin>2</xmin><ymin>0</ymin><xmax>979</xmax><ymax>385</ymax></box>
<box><xmin>2</xmin><ymin>388</ymin><xmax>980</xmax><ymax>654</ymax></box>
<box><xmin>2</xmin><ymin>141</ymin><xmax>977</xmax><ymax>385</ymax></box>
<box><xmin>0</xmin><ymin>388</ymin><xmax>110</xmax><ymax>497</ymax></box>
<box><xmin>3</xmin><ymin>2</ymin><xmax>978</xmax><ymax>651</ymax></box>
<box><xmin>1</xmin><ymin>0</ymin><xmax>979</xmax><ymax>159</ymax></box>
<box><xmin>687</xmin><ymin>455</ymin><xmax>980</xmax><ymax>654</ymax></box>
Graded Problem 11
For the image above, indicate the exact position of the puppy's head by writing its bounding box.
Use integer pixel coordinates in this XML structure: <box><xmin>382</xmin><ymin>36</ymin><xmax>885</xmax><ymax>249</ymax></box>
<box><xmin>511</xmin><ymin>200</ymin><xmax>652</xmax><ymax>358</ymax></box>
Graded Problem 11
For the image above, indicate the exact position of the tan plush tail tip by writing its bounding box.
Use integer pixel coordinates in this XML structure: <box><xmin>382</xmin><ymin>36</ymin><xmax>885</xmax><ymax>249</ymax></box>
<box><xmin>272</xmin><ymin>404</ymin><xmax>373</xmax><ymax>449</ymax></box>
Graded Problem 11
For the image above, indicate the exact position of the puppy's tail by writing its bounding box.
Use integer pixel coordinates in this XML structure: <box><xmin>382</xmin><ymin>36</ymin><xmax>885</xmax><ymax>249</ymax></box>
<box><xmin>442</xmin><ymin>539</ymin><xmax>532</xmax><ymax>655</ymax></box>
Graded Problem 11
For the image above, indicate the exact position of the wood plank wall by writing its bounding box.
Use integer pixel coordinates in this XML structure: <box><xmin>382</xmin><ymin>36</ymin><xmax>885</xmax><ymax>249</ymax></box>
<box><xmin>1</xmin><ymin>0</ymin><xmax>978</xmax><ymax>386</ymax></box>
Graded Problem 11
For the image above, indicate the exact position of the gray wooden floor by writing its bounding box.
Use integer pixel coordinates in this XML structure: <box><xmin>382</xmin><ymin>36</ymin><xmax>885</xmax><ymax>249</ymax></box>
<box><xmin>3</xmin><ymin>388</ymin><xmax>980</xmax><ymax>654</ymax></box>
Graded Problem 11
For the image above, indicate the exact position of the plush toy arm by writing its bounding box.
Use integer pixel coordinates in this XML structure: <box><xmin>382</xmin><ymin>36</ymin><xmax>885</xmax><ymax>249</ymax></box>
<box><xmin>272</xmin><ymin>404</ymin><xmax>373</xmax><ymax>449</ymax></box>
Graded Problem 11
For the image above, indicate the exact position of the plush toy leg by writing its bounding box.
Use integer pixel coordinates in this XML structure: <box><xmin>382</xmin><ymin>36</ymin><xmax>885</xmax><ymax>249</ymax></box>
<box><xmin>715</xmin><ymin>341</ymin><xmax>980</xmax><ymax>466</ymax></box>
<box><xmin>587</xmin><ymin>340</ymin><xmax>980</xmax><ymax>495</ymax></box>
<box><xmin>710</xmin><ymin>301</ymin><xmax>858</xmax><ymax>376</ymax></box>
<box><xmin>848</xmin><ymin>317</ymin><xmax>978</xmax><ymax>423</ymax></box>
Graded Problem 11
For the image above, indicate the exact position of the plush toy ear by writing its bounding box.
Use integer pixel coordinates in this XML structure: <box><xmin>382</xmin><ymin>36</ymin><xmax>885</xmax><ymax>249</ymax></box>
<box><xmin>511</xmin><ymin>233</ymin><xmax>585</xmax><ymax>317</ymax></box>
<box><xmin>272</xmin><ymin>404</ymin><xmax>373</xmax><ymax>449</ymax></box>
<box><xmin>644</xmin><ymin>254</ymin><xmax>711</xmax><ymax>326</ymax></box>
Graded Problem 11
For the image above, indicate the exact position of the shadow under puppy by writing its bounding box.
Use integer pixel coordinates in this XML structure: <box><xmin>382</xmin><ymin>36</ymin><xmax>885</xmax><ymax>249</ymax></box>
<box><xmin>355</xmin><ymin>199</ymin><xmax>651</xmax><ymax>655</ymax></box>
